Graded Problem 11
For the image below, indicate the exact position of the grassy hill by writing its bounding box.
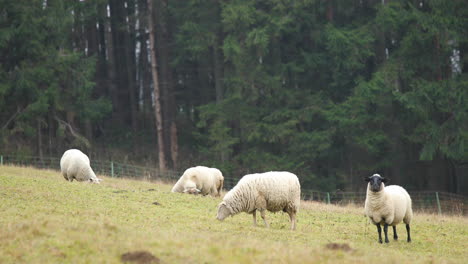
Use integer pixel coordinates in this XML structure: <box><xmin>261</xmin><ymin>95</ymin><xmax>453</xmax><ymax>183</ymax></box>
<box><xmin>0</xmin><ymin>166</ymin><xmax>466</xmax><ymax>263</ymax></box>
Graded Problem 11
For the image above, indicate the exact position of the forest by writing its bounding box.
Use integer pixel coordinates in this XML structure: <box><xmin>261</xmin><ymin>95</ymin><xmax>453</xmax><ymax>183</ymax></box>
<box><xmin>1</xmin><ymin>0</ymin><xmax>467</xmax><ymax>194</ymax></box>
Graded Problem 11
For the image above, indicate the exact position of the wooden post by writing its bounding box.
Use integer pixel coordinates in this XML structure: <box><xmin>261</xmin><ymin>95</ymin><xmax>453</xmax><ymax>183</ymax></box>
<box><xmin>435</xmin><ymin>192</ymin><xmax>442</xmax><ymax>215</ymax></box>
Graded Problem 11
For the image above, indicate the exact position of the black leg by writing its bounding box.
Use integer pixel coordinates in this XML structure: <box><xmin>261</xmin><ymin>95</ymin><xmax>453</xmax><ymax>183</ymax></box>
<box><xmin>384</xmin><ymin>224</ymin><xmax>389</xmax><ymax>243</ymax></box>
<box><xmin>393</xmin><ymin>226</ymin><xmax>398</xmax><ymax>240</ymax></box>
<box><xmin>376</xmin><ymin>224</ymin><xmax>383</xmax><ymax>244</ymax></box>
<box><xmin>406</xmin><ymin>224</ymin><xmax>411</xmax><ymax>242</ymax></box>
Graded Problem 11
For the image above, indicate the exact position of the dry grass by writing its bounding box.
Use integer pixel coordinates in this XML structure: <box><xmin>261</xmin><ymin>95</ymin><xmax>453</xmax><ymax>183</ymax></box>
<box><xmin>0</xmin><ymin>165</ymin><xmax>467</xmax><ymax>263</ymax></box>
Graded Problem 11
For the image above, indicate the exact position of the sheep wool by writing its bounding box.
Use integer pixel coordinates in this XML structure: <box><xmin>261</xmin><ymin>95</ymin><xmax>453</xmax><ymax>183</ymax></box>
<box><xmin>364</xmin><ymin>174</ymin><xmax>413</xmax><ymax>243</ymax></box>
<box><xmin>171</xmin><ymin>166</ymin><xmax>224</xmax><ymax>197</ymax></box>
<box><xmin>217</xmin><ymin>171</ymin><xmax>300</xmax><ymax>230</ymax></box>
<box><xmin>60</xmin><ymin>149</ymin><xmax>101</xmax><ymax>183</ymax></box>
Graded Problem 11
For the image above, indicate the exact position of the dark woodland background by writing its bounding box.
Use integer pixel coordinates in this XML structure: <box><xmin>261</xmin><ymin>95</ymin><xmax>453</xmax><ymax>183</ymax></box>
<box><xmin>1</xmin><ymin>0</ymin><xmax>467</xmax><ymax>194</ymax></box>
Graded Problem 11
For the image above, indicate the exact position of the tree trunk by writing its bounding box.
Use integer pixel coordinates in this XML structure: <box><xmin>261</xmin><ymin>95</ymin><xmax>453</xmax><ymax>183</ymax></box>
<box><xmin>147</xmin><ymin>0</ymin><xmax>167</xmax><ymax>171</ymax></box>
<box><xmin>196</xmin><ymin>60</ymin><xmax>211</xmax><ymax>105</ymax></box>
<box><xmin>72</xmin><ymin>3</ymin><xmax>84</xmax><ymax>52</ymax></box>
<box><xmin>109</xmin><ymin>0</ymin><xmax>129</xmax><ymax>127</ymax></box>
<box><xmin>170</xmin><ymin>121</ymin><xmax>178</xmax><ymax>169</ymax></box>
<box><xmin>326</xmin><ymin>0</ymin><xmax>334</xmax><ymax>22</ymax></box>
<box><xmin>435</xmin><ymin>34</ymin><xmax>442</xmax><ymax>81</ymax></box>
<box><xmin>375</xmin><ymin>1</ymin><xmax>387</xmax><ymax>65</ymax></box>
<box><xmin>155</xmin><ymin>0</ymin><xmax>178</xmax><ymax>169</ymax></box>
<box><xmin>85</xmin><ymin>14</ymin><xmax>98</xmax><ymax>143</ymax></box>
<box><xmin>47</xmin><ymin>109</ymin><xmax>54</xmax><ymax>155</ymax></box>
<box><xmin>105</xmin><ymin>3</ymin><xmax>119</xmax><ymax>123</ymax></box>
<box><xmin>97</xmin><ymin>3</ymin><xmax>107</xmax><ymax>79</ymax></box>
<box><xmin>213</xmin><ymin>34</ymin><xmax>224</xmax><ymax>103</ymax></box>
<box><xmin>37</xmin><ymin>119</ymin><xmax>43</xmax><ymax>162</ymax></box>
<box><xmin>139</xmin><ymin>31</ymin><xmax>153</xmax><ymax>128</ymax></box>
<box><xmin>140</xmin><ymin>0</ymin><xmax>155</xmax><ymax>131</ymax></box>
<box><xmin>125</xmin><ymin>0</ymin><xmax>138</xmax><ymax>133</ymax></box>
<box><xmin>213</xmin><ymin>27</ymin><xmax>225</xmax><ymax>162</ymax></box>
<box><xmin>84</xmin><ymin>120</ymin><xmax>92</xmax><ymax>144</ymax></box>
<box><xmin>461</xmin><ymin>41</ymin><xmax>468</xmax><ymax>74</ymax></box>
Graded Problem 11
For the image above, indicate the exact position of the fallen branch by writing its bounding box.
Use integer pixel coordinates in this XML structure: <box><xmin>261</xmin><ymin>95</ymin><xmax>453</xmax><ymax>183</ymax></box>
<box><xmin>1</xmin><ymin>107</ymin><xmax>24</xmax><ymax>130</ymax></box>
<box><xmin>54</xmin><ymin>116</ymin><xmax>91</xmax><ymax>148</ymax></box>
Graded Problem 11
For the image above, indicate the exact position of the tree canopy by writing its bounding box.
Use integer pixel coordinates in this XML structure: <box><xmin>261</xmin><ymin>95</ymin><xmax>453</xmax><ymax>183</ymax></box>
<box><xmin>1</xmin><ymin>0</ymin><xmax>467</xmax><ymax>194</ymax></box>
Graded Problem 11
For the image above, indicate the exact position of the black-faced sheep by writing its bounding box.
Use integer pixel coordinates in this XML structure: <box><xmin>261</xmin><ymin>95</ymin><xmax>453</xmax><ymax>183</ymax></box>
<box><xmin>364</xmin><ymin>174</ymin><xmax>413</xmax><ymax>243</ymax></box>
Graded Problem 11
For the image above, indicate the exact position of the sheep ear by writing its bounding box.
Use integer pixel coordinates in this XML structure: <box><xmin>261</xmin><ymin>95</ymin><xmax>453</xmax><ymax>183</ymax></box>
<box><xmin>382</xmin><ymin>177</ymin><xmax>389</xmax><ymax>183</ymax></box>
<box><xmin>364</xmin><ymin>176</ymin><xmax>371</xmax><ymax>182</ymax></box>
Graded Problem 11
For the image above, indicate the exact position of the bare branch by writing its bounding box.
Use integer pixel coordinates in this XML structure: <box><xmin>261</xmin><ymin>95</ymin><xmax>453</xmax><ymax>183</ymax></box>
<box><xmin>1</xmin><ymin>107</ymin><xmax>24</xmax><ymax>130</ymax></box>
<box><xmin>54</xmin><ymin>116</ymin><xmax>91</xmax><ymax>148</ymax></box>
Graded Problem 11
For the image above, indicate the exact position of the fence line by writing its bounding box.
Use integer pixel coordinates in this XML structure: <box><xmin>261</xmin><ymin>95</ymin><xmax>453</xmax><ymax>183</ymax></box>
<box><xmin>1</xmin><ymin>154</ymin><xmax>466</xmax><ymax>215</ymax></box>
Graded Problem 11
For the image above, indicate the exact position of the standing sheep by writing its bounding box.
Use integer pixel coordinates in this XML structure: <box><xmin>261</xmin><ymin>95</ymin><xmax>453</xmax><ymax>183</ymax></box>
<box><xmin>171</xmin><ymin>166</ymin><xmax>224</xmax><ymax>197</ymax></box>
<box><xmin>60</xmin><ymin>149</ymin><xmax>101</xmax><ymax>183</ymax></box>
<box><xmin>216</xmin><ymin>171</ymin><xmax>301</xmax><ymax>230</ymax></box>
<box><xmin>364</xmin><ymin>174</ymin><xmax>413</xmax><ymax>243</ymax></box>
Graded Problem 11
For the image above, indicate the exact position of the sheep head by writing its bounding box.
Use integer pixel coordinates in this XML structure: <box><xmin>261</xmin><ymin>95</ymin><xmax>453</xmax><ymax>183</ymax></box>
<box><xmin>216</xmin><ymin>201</ymin><xmax>233</xmax><ymax>221</ymax></box>
<box><xmin>364</xmin><ymin>173</ymin><xmax>388</xmax><ymax>192</ymax></box>
<box><xmin>183</xmin><ymin>187</ymin><xmax>201</xmax><ymax>195</ymax></box>
<box><xmin>88</xmin><ymin>177</ymin><xmax>101</xmax><ymax>184</ymax></box>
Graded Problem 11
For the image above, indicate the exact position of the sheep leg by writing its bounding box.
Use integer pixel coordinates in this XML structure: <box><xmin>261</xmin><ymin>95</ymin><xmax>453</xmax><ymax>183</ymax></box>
<box><xmin>252</xmin><ymin>210</ymin><xmax>257</xmax><ymax>226</ymax></box>
<box><xmin>288</xmin><ymin>211</ymin><xmax>296</xmax><ymax>230</ymax></box>
<box><xmin>376</xmin><ymin>224</ymin><xmax>383</xmax><ymax>244</ymax></box>
<box><xmin>383</xmin><ymin>224</ymin><xmax>389</xmax><ymax>243</ymax></box>
<box><xmin>393</xmin><ymin>226</ymin><xmax>398</xmax><ymax>240</ymax></box>
<box><xmin>214</xmin><ymin>187</ymin><xmax>220</xmax><ymax>197</ymax></box>
<box><xmin>406</xmin><ymin>224</ymin><xmax>411</xmax><ymax>242</ymax></box>
<box><xmin>260</xmin><ymin>209</ymin><xmax>269</xmax><ymax>228</ymax></box>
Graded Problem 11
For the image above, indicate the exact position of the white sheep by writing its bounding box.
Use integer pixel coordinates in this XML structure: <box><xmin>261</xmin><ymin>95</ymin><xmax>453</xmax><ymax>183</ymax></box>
<box><xmin>364</xmin><ymin>173</ymin><xmax>413</xmax><ymax>243</ymax></box>
<box><xmin>171</xmin><ymin>166</ymin><xmax>224</xmax><ymax>197</ymax></box>
<box><xmin>216</xmin><ymin>171</ymin><xmax>301</xmax><ymax>230</ymax></box>
<box><xmin>60</xmin><ymin>149</ymin><xmax>101</xmax><ymax>184</ymax></box>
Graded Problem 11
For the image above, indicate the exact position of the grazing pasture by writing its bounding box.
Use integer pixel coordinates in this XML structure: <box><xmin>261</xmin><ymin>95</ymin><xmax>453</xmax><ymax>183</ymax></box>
<box><xmin>0</xmin><ymin>166</ymin><xmax>466</xmax><ymax>263</ymax></box>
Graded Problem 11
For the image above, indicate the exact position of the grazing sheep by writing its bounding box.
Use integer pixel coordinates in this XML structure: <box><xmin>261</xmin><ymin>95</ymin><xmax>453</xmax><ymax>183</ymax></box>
<box><xmin>60</xmin><ymin>149</ymin><xmax>101</xmax><ymax>184</ymax></box>
<box><xmin>216</xmin><ymin>171</ymin><xmax>300</xmax><ymax>230</ymax></box>
<box><xmin>171</xmin><ymin>166</ymin><xmax>224</xmax><ymax>197</ymax></box>
<box><xmin>364</xmin><ymin>174</ymin><xmax>413</xmax><ymax>243</ymax></box>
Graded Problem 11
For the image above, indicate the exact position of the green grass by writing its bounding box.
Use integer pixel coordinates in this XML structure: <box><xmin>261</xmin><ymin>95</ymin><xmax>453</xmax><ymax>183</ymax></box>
<box><xmin>0</xmin><ymin>165</ymin><xmax>467</xmax><ymax>263</ymax></box>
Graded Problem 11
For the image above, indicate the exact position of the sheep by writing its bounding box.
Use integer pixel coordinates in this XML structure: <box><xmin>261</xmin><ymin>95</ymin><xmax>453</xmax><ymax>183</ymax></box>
<box><xmin>171</xmin><ymin>166</ymin><xmax>224</xmax><ymax>197</ymax></box>
<box><xmin>60</xmin><ymin>149</ymin><xmax>101</xmax><ymax>184</ymax></box>
<box><xmin>216</xmin><ymin>171</ymin><xmax>301</xmax><ymax>230</ymax></box>
<box><xmin>364</xmin><ymin>173</ymin><xmax>413</xmax><ymax>243</ymax></box>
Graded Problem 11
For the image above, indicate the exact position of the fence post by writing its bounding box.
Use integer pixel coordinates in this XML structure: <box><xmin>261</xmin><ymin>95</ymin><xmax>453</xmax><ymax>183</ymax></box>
<box><xmin>0</xmin><ymin>155</ymin><xmax>3</xmax><ymax>165</ymax></box>
<box><xmin>111</xmin><ymin>161</ymin><xmax>114</xmax><ymax>178</ymax></box>
<box><xmin>435</xmin><ymin>192</ymin><xmax>442</xmax><ymax>215</ymax></box>
<box><xmin>327</xmin><ymin>192</ymin><xmax>331</xmax><ymax>204</ymax></box>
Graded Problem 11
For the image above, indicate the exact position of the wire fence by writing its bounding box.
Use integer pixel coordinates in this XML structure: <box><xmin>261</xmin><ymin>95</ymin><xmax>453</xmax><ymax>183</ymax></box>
<box><xmin>1</xmin><ymin>154</ymin><xmax>466</xmax><ymax>216</ymax></box>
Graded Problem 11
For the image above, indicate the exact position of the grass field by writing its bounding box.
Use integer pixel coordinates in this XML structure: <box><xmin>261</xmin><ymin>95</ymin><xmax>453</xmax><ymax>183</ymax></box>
<box><xmin>0</xmin><ymin>166</ymin><xmax>467</xmax><ymax>264</ymax></box>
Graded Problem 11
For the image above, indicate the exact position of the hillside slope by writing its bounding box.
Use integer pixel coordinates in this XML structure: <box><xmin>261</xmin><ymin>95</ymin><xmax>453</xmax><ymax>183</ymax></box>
<box><xmin>0</xmin><ymin>166</ymin><xmax>466</xmax><ymax>263</ymax></box>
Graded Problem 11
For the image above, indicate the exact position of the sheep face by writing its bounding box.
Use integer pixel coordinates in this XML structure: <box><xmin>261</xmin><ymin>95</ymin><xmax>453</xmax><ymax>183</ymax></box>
<box><xmin>365</xmin><ymin>174</ymin><xmax>388</xmax><ymax>192</ymax></box>
<box><xmin>88</xmin><ymin>178</ymin><xmax>101</xmax><ymax>184</ymax></box>
<box><xmin>216</xmin><ymin>202</ymin><xmax>232</xmax><ymax>221</ymax></box>
<box><xmin>183</xmin><ymin>187</ymin><xmax>201</xmax><ymax>195</ymax></box>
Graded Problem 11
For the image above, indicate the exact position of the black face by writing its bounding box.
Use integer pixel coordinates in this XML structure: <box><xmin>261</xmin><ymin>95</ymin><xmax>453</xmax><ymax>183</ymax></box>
<box><xmin>364</xmin><ymin>174</ymin><xmax>388</xmax><ymax>192</ymax></box>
